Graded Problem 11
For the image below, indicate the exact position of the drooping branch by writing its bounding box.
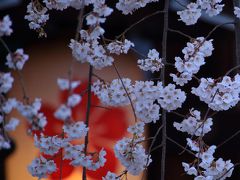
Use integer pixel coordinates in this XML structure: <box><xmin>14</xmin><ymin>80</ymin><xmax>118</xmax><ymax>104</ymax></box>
<box><xmin>82</xmin><ymin>65</ymin><xmax>93</xmax><ymax>180</ymax></box>
<box><xmin>233</xmin><ymin>0</ymin><xmax>240</xmax><ymax>67</ymax></box>
<box><xmin>160</xmin><ymin>0</ymin><xmax>170</xmax><ymax>178</ymax></box>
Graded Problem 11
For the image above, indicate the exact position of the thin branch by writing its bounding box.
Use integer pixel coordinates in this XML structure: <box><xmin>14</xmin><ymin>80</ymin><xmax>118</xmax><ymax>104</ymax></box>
<box><xmin>168</xmin><ymin>28</ymin><xmax>193</xmax><ymax>39</ymax></box>
<box><xmin>0</xmin><ymin>37</ymin><xmax>12</xmax><ymax>53</ymax></box>
<box><xmin>173</xmin><ymin>0</ymin><xmax>187</xmax><ymax>8</ymax></box>
<box><xmin>216</xmin><ymin>162</ymin><xmax>240</xmax><ymax>180</ymax></box>
<box><xmin>217</xmin><ymin>129</ymin><xmax>240</xmax><ymax>148</ymax></box>
<box><xmin>170</xmin><ymin>111</ymin><xmax>186</xmax><ymax>118</ymax></box>
<box><xmin>112</xmin><ymin>62</ymin><xmax>137</xmax><ymax>122</ymax></box>
<box><xmin>68</xmin><ymin>4</ymin><xmax>86</xmax><ymax>95</ymax></box>
<box><xmin>141</xmin><ymin>124</ymin><xmax>163</xmax><ymax>180</ymax></box>
<box><xmin>0</xmin><ymin>37</ymin><xmax>29</xmax><ymax>103</ymax></box>
<box><xmin>82</xmin><ymin>64</ymin><xmax>93</xmax><ymax>180</ymax></box>
<box><xmin>233</xmin><ymin>0</ymin><xmax>240</xmax><ymax>67</ymax></box>
<box><xmin>167</xmin><ymin>136</ymin><xmax>195</xmax><ymax>156</ymax></box>
<box><xmin>91</xmin><ymin>105</ymin><xmax>111</xmax><ymax>110</ymax></box>
<box><xmin>160</xmin><ymin>0</ymin><xmax>169</xmax><ymax>178</ymax></box>
<box><xmin>224</xmin><ymin>64</ymin><xmax>240</xmax><ymax>76</ymax></box>
<box><xmin>116</xmin><ymin>10</ymin><xmax>165</xmax><ymax>39</ymax></box>
<box><xmin>92</xmin><ymin>73</ymin><xmax>105</xmax><ymax>82</ymax></box>
<box><xmin>150</xmin><ymin>143</ymin><xmax>163</xmax><ymax>153</ymax></box>
<box><xmin>205</xmin><ymin>21</ymin><xmax>235</xmax><ymax>40</ymax></box>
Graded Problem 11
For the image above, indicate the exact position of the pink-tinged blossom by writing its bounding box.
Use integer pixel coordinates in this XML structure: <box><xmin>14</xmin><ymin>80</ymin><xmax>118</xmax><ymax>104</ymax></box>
<box><xmin>173</xmin><ymin>108</ymin><xmax>213</xmax><ymax>136</ymax></box>
<box><xmin>170</xmin><ymin>72</ymin><xmax>192</xmax><ymax>86</ymax></box>
<box><xmin>183</xmin><ymin>143</ymin><xmax>234</xmax><ymax>179</ymax></box>
<box><xmin>114</xmin><ymin>137</ymin><xmax>151</xmax><ymax>175</ymax></box>
<box><xmin>107</xmin><ymin>39</ymin><xmax>134</xmax><ymax>55</ymax></box>
<box><xmin>25</xmin><ymin>2</ymin><xmax>49</xmax><ymax>32</ymax></box>
<box><xmin>6</xmin><ymin>49</ymin><xmax>29</xmax><ymax>70</ymax></box>
<box><xmin>138</xmin><ymin>49</ymin><xmax>163</xmax><ymax>73</ymax></box>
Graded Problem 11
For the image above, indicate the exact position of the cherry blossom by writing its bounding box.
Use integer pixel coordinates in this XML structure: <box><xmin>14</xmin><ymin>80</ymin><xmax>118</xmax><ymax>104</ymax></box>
<box><xmin>25</xmin><ymin>2</ymin><xmax>49</xmax><ymax>35</ymax></box>
<box><xmin>0</xmin><ymin>15</ymin><xmax>12</xmax><ymax>37</ymax></box>
<box><xmin>138</xmin><ymin>49</ymin><xmax>163</xmax><ymax>73</ymax></box>
<box><xmin>6</xmin><ymin>49</ymin><xmax>29</xmax><ymax>70</ymax></box>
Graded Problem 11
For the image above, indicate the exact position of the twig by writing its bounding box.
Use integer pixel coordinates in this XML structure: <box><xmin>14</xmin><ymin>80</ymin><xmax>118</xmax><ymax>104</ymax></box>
<box><xmin>173</xmin><ymin>0</ymin><xmax>187</xmax><ymax>8</ymax></box>
<box><xmin>150</xmin><ymin>143</ymin><xmax>163</xmax><ymax>153</ymax></box>
<box><xmin>170</xmin><ymin>111</ymin><xmax>186</xmax><ymax>118</ymax></box>
<box><xmin>0</xmin><ymin>37</ymin><xmax>12</xmax><ymax>53</ymax></box>
<box><xmin>116</xmin><ymin>10</ymin><xmax>165</xmax><ymax>39</ymax></box>
<box><xmin>216</xmin><ymin>162</ymin><xmax>240</xmax><ymax>180</ymax></box>
<box><xmin>217</xmin><ymin>129</ymin><xmax>240</xmax><ymax>148</ymax></box>
<box><xmin>68</xmin><ymin>3</ymin><xmax>86</xmax><ymax>94</ymax></box>
<box><xmin>168</xmin><ymin>28</ymin><xmax>193</xmax><ymax>39</ymax></box>
<box><xmin>224</xmin><ymin>64</ymin><xmax>240</xmax><ymax>76</ymax></box>
<box><xmin>205</xmin><ymin>21</ymin><xmax>235</xmax><ymax>40</ymax></box>
<box><xmin>141</xmin><ymin>124</ymin><xmax>163</xmax><ymax>179</ymax></box>
<box><xmin>92</xmin><ymin>73</ymin><xmax>105</xmax><ymax>82</ymax></box>
<box><xmin>167</xmin><ymin>136</ymin><xmax>195</xmax><ymax>156</ymax></box>
<box><xmin>91</xmin><ymin>105</ymin><xmax>111</xmax><ymax>110</ymax></box>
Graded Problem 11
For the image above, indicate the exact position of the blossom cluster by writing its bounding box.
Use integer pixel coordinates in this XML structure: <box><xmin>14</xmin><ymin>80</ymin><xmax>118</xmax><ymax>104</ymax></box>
<box><xmin>28</xmin><ymin>77</ymin><xmax>107</xmax><ymax>178</ymax></box>
<box><xmin>114</xmin><ymin>122</ymin><xmax>151</xmax><ymax>175</ymax></box>
<box><xmin>107</xmin><ymin>39</ymin><xmax>134</xmax><ymax>55</ymax></box>
<box><xmin>137</xmin><ymin>49</ymin><xmax>163</xmax><ymax>73</ymax></box>
<box><xmin>192</xmin><ymin>74</ymin><xmax>240</xmax><ymax>111</ymax></box>
<box><xmin>28</xmin><ymin>156</ymin><xmax>56</xmax><ymax>178</ymax></box>
<box><xmin>25</xmin><ymin>2</ymin><xmax>49</xmax><ymax>37</ymax></box>
<box><xmin>172</xmin><ymin>37</ymin><xmax>214</xmax><ymax>86</ymax></box>
<box><xmin>0</xmin><ymin>16</ymin><xmax>35</xmax><ymax>149</ymax></box>
<box><xmin>234</xmin><ymin>6</ymin><xmax>240</xmax><ymax>18</ymax></box>
<box><xmin>6</xmin><ymin>49</ymin><xmax>29</xmax><ymax>70</ymax></box>
<box><xmin>177</xmin><ymin>0</ymin><xmax>224</xmax><ymax>25</ymax></box>
<box><xmin>92</xmin><ymin>79</ymin><xmax>186</xmax><ymax>122</ymax></box>
<box><xmin>0</xmin><ymin>15</ymin><xmax>13</xmax><ymax>37</ymax></box>
<box><xmin>174</xmin><ymin>108</ymin><xmax>234</xmax><ymax>179</ymax></box>
<box><xmin>116</xmin><ymin>0</ymin><xmax>159</xmax><ymax>15</ymax></box>
<box><xmin>183</xmin><ymin>143</ymin><xmax>234</xmax><ymax>179</ymax></box>
<box><xmin>173</xmin><ymin>108</ymin><xmax>213</xmax><ymax>136</ymax></box>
